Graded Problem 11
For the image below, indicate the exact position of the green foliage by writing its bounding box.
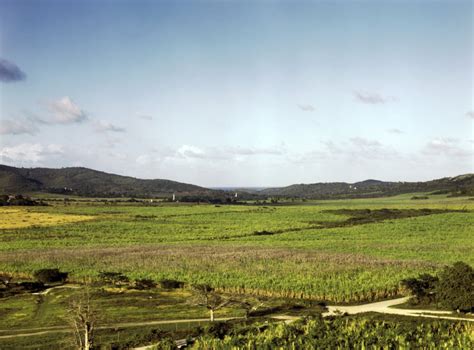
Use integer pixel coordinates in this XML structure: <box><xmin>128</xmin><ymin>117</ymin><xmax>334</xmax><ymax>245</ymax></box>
<box><xmin>401</xmin><ymin>273</ymin><xmax>438</xmax><ymax>304</ymax></box>
<box><xmin>190</xmin><ymin>317</ymin><xmax>474</xmax><ymax>349</ymax></box>
<box><xmin>133</xmin><ymin>278</ymin><xmax>157</xmax><ymax>290</ymax></box>
<box><xmin>98</xmin><ymin>271</ymin><xmax>129</xmax><ymax>286</ymax></box>
<box><xmin>261</xmin><ymin>174</ymin><xmax>474</xmax><ymax>199</ymax></box>
<box><xmin>436</xmin><ymin>262</ymin><xmax>474</xmax><ymax>312</ymax></box>
<box><xmin>0</xmin><ymin>164</ymin><xmax>211</xmax><ymax>198</ymax></box>
<box><xmin>0</xmin><ymin>195</ymin><xmax>473</xmax><ymax>303</ymax></box>
<box><xmin>160</xmin><ymin>279</ymin><xmax>185</xmax><ymax>289</ymax></box>
<box><xmin>33</xmin><ymin>268</ymin><xmax>68</xmax><ymax>284</ymax></box>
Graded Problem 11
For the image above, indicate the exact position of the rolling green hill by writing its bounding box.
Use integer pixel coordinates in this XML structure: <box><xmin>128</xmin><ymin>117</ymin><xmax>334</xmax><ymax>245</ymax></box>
<box><xmin>0</xmin><ymin>165</ymin><xmax>216</xmax><ymax>198</ymax></box>
<box><xmin>260</xmin><ymin>174</ymin><xmax>474</xmax><ymax>199</ymax></box>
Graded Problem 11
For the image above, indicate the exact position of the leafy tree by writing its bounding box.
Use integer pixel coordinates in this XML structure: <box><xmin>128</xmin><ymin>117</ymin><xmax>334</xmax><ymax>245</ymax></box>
<box><xmin>401</xmin><ymin>273</ymin><xmax>438</xmax><ymax>304</ymax></box>
<box><xmin>436</xmin><ymin>261</ymin><xmax>474</xmax><ymax>312</ymax></box>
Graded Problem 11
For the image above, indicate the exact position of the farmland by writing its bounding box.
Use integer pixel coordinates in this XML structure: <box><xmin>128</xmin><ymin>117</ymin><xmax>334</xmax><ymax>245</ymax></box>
<box><xmin>1</xmin><ymin>194</ymin><xmax>473</xmax><ymax>301</ymax></box>
<box><xmin>0</xmin><ymin>193</ymin><xmax>473</xmax><ymax>348</ymax></box>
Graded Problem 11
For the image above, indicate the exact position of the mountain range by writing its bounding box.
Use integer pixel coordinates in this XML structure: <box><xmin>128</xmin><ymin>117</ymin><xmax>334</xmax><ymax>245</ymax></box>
<box><xmin>0</xmin><ymin>164</ymin><xmax>472</xmax><ymax>199</ymax></box>
<box><xmin>259</xmin><ymin>174</ymin><xmax>474</xmax><ymax>199</ymax></box>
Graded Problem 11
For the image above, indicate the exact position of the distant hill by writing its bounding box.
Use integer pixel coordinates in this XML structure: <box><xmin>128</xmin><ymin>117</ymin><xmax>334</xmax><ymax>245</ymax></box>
<box><xmin>259</xmin><ymin>174</ymin><xmax>474</xmax><ymax>199</ymax></box>
<box><xmin>0</xmin><ymin>165</ymin><xmax>217</xmax><ymax>198</ymax></box>
<box><xmin>1</xmin><ymin>164</ymin><xmax>472</xmax><ymax>200</ymax></box>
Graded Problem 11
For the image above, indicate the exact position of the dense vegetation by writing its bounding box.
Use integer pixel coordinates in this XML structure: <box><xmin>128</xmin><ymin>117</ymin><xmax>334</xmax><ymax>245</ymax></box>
<box><xmin>0</xmin><ymin>194</ymin><xmax>472</xmax><ymax>348</ymax></box>
<box><xmin>186</xmin><ymin>316</ymin><xmax>474</xmax><ymax>349</ymax></box>
<box><xmin>0</xmin><ymin>194</ymin><xmax>472</xmax><ymax>303</ymax></box>
<box><xmin>1</xmin><ymin>164</ymin><xmax>473</xmax><ymax>200</ymax></box>
<box><xmin>0</xmin><ymin>165</ymin><xmax>215</xmax><ymax>198</ymax></box>
<box><xmin>403</xmin><ymin>262</ymin><xmax>474</xmax><ymax>312</ymax></box>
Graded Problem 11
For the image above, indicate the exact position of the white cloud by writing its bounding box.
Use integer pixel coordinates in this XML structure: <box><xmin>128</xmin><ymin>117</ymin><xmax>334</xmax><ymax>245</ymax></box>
<box><xmin>422</xmin><ymin>138</ymin><xmax>472</xmax><ymax>158</ymax></box>
<box><xmin>176</xmin><ymin>145</ymin><xmax>206</xmax><ymax>159</ymax></box>
<box><xmin>0</xmin><ymin>143</ymin><xmax>64</xmax><ymax>164</ymax></box>
<box><xmin>0</xmin><ymin>119</ymin><xmax>38</xmax><ymax>135</ymax></box>
<box><xmin>466</xmin><ymin>111</ymin><xmax>474</xmax><ymax>119</ymax></box>
<box><xmin>353</xmin><ymin>91</ymin><xmax>398</xmax><ymax>105</ymax></box>
<box><xmin>289</xmin><ymin>137</ymin><xmax>400</xmax><ymax>164</ymax></box>
<box><xmin>48</xmin><ymin>96</ymin><xmax>88</xmax><ymax>124</ymax></box>
<box><xmin>95</xmin><ymin>120</ymin><xmax>126</xmax><ymax>133</ymax></box>
<box><xmin>135</xmin><ymin>144</ymin><xmax>286</xmax><ymax>166</ymax></box>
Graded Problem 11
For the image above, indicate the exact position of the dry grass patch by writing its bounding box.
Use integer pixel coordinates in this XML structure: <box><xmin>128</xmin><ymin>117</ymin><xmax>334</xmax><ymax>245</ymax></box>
<box><xmin>0</xmin><ymin>208</ymin><xmax>95</xmax><ymax>229</ymax></box>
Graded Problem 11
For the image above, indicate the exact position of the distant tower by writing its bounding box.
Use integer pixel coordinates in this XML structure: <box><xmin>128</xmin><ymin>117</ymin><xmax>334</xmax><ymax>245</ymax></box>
<box><xmin>172</xmin><ymin>193</ymin><xmax>176</xmax><ymax>201</ymax></box>
<box><xmin>234</xmin><ymin>192</ymin><xmax>238</xmax><ymax>198</ymax></box>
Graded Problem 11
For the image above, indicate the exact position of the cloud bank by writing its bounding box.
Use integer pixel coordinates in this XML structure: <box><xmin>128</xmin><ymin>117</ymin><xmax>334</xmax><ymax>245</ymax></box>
<box><xmin>0</xmin><ymin>119</ymin><xmax>38</xmax><ymax>136</ymax></box>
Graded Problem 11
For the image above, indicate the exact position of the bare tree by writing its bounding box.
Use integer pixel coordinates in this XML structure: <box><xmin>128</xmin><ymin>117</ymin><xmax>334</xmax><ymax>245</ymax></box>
<box><xmin>192</xmin><ymin>284</ymin><xmax>232</xmax><ymax>322</ymax></box>
<box><xmin>67</xmin><ymin>288</ymin><xmax>97</xmax><ymax>350</ymax></box>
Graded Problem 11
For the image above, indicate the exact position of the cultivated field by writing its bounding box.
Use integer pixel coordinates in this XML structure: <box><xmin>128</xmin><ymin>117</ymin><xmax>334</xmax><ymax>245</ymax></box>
<box><xmin>0</xmin><ymin>193</ymin><xmax>473</xmax><ymax>348</ymax></box>
<box><xmin>1</xmin><ymin>194</ymin><xmax>473</xmax><ymax>301</ymax></box>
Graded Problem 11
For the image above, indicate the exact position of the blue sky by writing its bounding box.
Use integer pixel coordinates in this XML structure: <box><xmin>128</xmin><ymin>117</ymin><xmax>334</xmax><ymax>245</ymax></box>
<box><xmin>0</xmin><ymin>0</ymin><xmax>472</xmax><ymax>186</ymax></box>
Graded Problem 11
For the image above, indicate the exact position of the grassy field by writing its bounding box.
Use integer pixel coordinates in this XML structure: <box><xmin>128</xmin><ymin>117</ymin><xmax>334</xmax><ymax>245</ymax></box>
<box><xmin>1</xmin><ymin>194</ymin><xmax>472</xmax><ymax>302</ymax></box>
<box><xmin>0</xmin><ymin>193</ymin><xmax>473</xmax><ymax>348</ymax></box>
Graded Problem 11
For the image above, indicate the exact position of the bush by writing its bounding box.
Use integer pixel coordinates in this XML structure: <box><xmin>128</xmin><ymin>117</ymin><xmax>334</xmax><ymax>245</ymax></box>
<box><xmin>436</xmin><ymin>262</ymin><xmax>474</xmax><ymax>312</ymax></box>
<box><xmin>99</xmin><ymin>271</ymin><xmax>129</xmax><ymax>286</ymax></box>
<box><xmin>133</xmin><ymin>278</ymin><xmax>157</xmax><ymax>290</ymax></box>
<box><xmin>33</xmin><ymin>268</ymin><xmax>68</xmax><ymax>284</ymax></box>
<box><xmin>401</xmin><ymin>273</ymin><xmax>438</xmax><ymax>304</ymax></box>
<box><xmin>401</xmin><ymin>262</ymin><xmax>474</xmax><ymax>313</ymax></box>
<box><xmin>159</xmin><ymin>279</ymin><xmax>185</xmax><ymax>289</ymax></box>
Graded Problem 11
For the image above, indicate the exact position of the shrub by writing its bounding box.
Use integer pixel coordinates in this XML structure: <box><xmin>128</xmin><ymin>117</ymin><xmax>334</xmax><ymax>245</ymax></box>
<box><xmin>99</xmin><ymin>271</ymin><xmax>129</xmax><ymax>286</ymax></box>
<box><xmin>133</xmin><ymin>278</ymin><xmax>157</xmax><ymax>290</ymax></box>
<box><xmin>33</xmin><ymin>268</ymin><xmax>68</xmax><ymax>284</ymax></box>
<box><xmin>159</xmin><ymin>279</ymin><xmax>185</xmax><ymax>289</ymax></box>
<box><xmin>401</xmin><ymin>273</ymin><xmax>438</xmax><ymax>304</ymax></box>
<box><xmin>436</xmin><ymin>262</ymin><xmax>474</xmax><ymax>312</ymax></box>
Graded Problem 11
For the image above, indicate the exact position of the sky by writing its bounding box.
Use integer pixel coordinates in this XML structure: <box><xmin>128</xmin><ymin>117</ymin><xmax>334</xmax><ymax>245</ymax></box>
<box><xmin>0</xmin><ymin>0</ymin><xmax>472</xmax><ymax>187</ymax></box>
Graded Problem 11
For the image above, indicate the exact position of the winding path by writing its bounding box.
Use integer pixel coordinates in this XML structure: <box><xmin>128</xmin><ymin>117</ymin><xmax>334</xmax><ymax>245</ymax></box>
<box><xmin>322</xmin><ymin>297</ymin><xmax>474</xmax><ymax>322</ymax></box>
<box><xmin>1</xmin><ymin>297</ymin><xmax>472</xmax><ymax>342</ymax></box>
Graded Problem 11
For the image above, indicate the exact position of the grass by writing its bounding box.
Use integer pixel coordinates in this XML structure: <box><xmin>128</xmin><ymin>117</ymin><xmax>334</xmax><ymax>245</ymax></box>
<box><xmin>0</xmin><ymin>208</ymin><xmax>94</xmax><ymax>229</ymax></box>
<box><xmin>0</xmin><ymin>194</ymin><xmax>472</xmax><ymax>302</ymax></box>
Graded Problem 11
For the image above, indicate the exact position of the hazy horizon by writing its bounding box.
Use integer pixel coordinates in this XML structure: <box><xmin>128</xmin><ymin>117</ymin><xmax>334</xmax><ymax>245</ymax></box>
<box><xmin>1</xmin><ymin>0</ymin><xmax>473</xmax><ymax>187</ymax></box>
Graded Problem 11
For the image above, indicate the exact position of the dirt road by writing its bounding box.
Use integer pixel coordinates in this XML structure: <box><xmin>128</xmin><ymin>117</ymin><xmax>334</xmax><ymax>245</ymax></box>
<box><xmin>322</xmin><ymin>297</ymin><xmax>474</xmax><ymax>322</ymax></box>
<box><xmin>1</xmin><ymin>297</ymin><xmax>472</xmax><ymax>342</ymax></box>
